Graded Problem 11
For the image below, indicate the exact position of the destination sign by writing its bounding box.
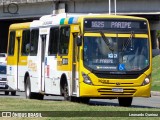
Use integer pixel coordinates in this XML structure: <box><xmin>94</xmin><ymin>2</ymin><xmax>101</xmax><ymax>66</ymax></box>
<box><xmin>84</xmin><ymin>19</ymin><xmax>147</xmax><ymax>31</ymax></box>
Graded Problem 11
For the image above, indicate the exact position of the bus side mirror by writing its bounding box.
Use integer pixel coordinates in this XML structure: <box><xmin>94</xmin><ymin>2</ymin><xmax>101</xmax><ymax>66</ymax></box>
<box><xmin>77</xmin><ymin>35</ymin><xmax>82</xmax><ymax>46</ymax></box>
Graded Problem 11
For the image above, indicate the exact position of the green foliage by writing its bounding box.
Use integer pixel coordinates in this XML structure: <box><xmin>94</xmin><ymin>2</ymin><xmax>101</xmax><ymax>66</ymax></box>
<box><xmin>156</xmin><ymin>30</ymin><xmax>160</xmax><ymax>38</ymax></box>
<box><xmin>152</xmin><ymin>55</ymin><xmax>160</xmax><ymax>91</ymax></box>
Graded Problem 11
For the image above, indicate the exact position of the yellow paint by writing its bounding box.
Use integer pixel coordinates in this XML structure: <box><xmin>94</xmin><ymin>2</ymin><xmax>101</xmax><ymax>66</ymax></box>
<box><xmin>7</xmin><ymin>22</ymin><xmax>30</xmax><ymax>66</ymax></box>
<box><xmin>84</xmin><ymin>33</ymin><xmax>148</xmax><ymax>38</ymax></box>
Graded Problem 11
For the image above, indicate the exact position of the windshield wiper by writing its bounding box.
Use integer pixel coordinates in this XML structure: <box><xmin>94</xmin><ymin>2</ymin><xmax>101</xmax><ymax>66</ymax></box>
<box><xmin>122</xmin><ymin>31</ymin><xmax>134</xmax><ymax>51</ymax></box>
<box><xmin>99</xmin><ymin>31</ymin><xmax>114</xmax><ymax>52</ymax></box>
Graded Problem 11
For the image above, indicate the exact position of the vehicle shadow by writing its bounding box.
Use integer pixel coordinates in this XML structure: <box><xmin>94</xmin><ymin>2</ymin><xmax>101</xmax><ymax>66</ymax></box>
<box><xmin>89</xmin><ymin>100</ymin><xmax>160</xmax><ymax>109</ymax></box>
<box><xmin>43</xmin><ymin>97</ymin><xmax>160</xmax><ymax>109</ymax></box>
<box><xmin>44</xmin><ymin>99</ymin><xmax>63</xmax><ymax>101</ymax></box>
<box><xmin>0</xmin><ymin>93</ymin><xmax>20</xmax><ymax>96</ymax></box>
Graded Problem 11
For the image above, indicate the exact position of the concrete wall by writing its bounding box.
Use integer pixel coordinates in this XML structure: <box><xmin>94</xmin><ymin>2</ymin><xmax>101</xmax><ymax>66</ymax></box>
<box><xmin>1</xmin><ymin>0</ymin><xmax>160</xmax><ymax>19</ymax></box>
<box><xmin>66</xmin><ymin>0</ymin><xmax>160</xmax><ymax>14</ymax></box>
<box><xmin>0</xmin><ymin>1</ymin><xmax>54</xmax><ymax>19</ymax></box>
<box><xmin>0</xmin><ymin>0</ymin><xmax>159</xmax><ymax>50</ymax></box>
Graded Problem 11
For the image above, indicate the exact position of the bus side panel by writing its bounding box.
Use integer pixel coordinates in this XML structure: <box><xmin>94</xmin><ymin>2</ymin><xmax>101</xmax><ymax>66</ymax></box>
<box><xmin>28</xmin><ymin>28</ymin><xmax>42</xmax><ymax>93</ymax></box>
<box><xmin>28</xmin><ymin>56</ymin><xmax>40</xmax><ymax>93</ymax></box>
<box><xmin>7</xmin><ymin>30</ymin><xmax>21</xmax><ymax>91</ymax></box>
<box><xmin>18</xmin><ymin>65</ymin><xmax>27</xmax><ymax>91</ymax></box>
<box><xmin>7</xmin><ymin>65</ymin><xmax>17</xmax><ymax>90</ymax></box>
<box><xmin>18</xmin><ymin>31</ymin><xmax>28</xmax><ymax>91</ymax></box>
<box><xmin>44</xmin><ymin>56</ymin><xmax>61</xmax><ymax>95</ymax></box>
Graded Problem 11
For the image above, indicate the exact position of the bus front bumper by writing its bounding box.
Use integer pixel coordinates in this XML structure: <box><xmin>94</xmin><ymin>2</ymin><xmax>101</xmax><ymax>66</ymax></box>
<box><xmin>80</xmin><ymin>83</ymin><xmax>151</xmax><ymax>98</ymax></box>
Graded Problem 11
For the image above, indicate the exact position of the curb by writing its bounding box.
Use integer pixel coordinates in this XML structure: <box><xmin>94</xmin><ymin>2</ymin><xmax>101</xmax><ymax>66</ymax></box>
<box><xmin>151</xmin><ymin>91</ymin><xmax>160</xmax><ymax>96</ymax></box>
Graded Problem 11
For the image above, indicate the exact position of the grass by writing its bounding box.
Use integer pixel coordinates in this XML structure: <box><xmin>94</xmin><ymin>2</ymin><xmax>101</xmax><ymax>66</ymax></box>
<box><xmin>0</xmin><ymin>98</ymin><xmax>157</xmax><ymax>111</ymax></box>
<box><xmin>0</xmin><ymin>98</ymin><xmax>160</xmax><ymax>120</ymax></box>
<box><xmin>152</xmin><ymin>55</ymin><xmax>160</xmax><ymax>91</ymax></box>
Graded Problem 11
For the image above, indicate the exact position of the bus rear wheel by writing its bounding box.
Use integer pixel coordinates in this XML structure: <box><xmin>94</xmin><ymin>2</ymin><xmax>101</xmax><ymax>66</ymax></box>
<box><xmin>25</xmin><ymin>77</ymin><xmax>32</xmax><ymax>99</ymax></box>
<box><xmin>118</xmin><ymin>97</ymin><xmax>133</xmax><ymax>107</ymax></box>
<box><xmin>25</xmin><ymin>77</ymin><xmax>44</xmax><ymax>100</ymax></box>
<box><xmin>25</xmin><ymin>76</ymin><xmax>37</xmax><ymax>99</ymax></box>
<box><xmin>64</xmin><ymin>83</ymin><xmax>70</xmax><ymax>101</ymax></box>
<box><xmin>5</xmin><ymin>91</ymin><xmax>9</xmax><ymax>95</ymax></box>
<box><xmin>37</xmin><ymin>93</ymin><xmax>44</xmax><ymax>100</ymax></box>
<box><xmin>11</xmin><ymin>91</ymin><xmax>16</xmax><ymax>96</ymax></box>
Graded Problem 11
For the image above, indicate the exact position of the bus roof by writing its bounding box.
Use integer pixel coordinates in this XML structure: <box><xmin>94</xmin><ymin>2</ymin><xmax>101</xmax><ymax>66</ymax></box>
<box><xmin>78</xmin><ymin>14</ymin><xmax>148</xmax><ymax>20</ymax></box>
<box><xmin>30</xmin><ymin>20</ymin><xmax>43</xmax><ymax>28</ymax></box>
<box><xmin>39</xmin><ymin>13</ymin><xmax>93</xmax><ymax>27</ymax></box>
<box><xmin>9</xmin><ymin>22</ymin><xmax>31</xmax><ymax>30</ymax></box>
<box><xmin>39</xmin><ymin>13</ymin><xmax>148</xmax><ymax>27</ymax></box>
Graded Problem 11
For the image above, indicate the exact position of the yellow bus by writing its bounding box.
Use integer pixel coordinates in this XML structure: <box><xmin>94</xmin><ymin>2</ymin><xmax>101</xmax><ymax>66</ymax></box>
<box><xmin>7</xmin><ymin>22</ymin><xmax>31</xmax><ymax>95</ymax></box>
<box><xmin>7</xmin><ymin>14</ymin><xmax>152</xmax><ymax>106</ymax></box>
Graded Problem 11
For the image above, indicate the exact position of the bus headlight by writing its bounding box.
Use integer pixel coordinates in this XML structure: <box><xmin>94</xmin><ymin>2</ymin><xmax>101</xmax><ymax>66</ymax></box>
<box><xmin>142</xmin><ymin>75</ymin><xmax>151</xmax><ymax>86</ymax></box>
<box><xmin>82</xmin><ymin>72</ymin><xmax>93</xmax><ymax>85</ymax></box>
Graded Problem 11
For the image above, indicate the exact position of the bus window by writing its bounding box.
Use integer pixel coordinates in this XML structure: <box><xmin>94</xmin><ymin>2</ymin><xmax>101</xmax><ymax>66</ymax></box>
<box><xmin>48</xmin><ymin>27</ymin><xmax>59</xmax><ymax>55</ymax></box>
<box><xmin>30</xmin><ymin>29</ymin><xmax>39</xmax><ymax>56</ymax></box>
<box><xmin>8</xmin><ymin>31</ymin><xmax>15</xmax><ymax>56</ymax></box>
<box><xmin>21</xmin><ymin>30</ymin><xmax>30</xmax><ymax>56</ymax></box>
<box><xmin>59</xmin><ymin>26</ymin><xmax>70</xmax><ymax>55</ymax></box>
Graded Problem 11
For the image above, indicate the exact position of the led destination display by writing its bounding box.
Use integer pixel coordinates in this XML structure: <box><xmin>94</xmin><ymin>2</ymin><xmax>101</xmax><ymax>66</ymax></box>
<box><xmin>84</xmin><ymin>19</ymin><xmax>147</xmax><ymax>31</ymax></box>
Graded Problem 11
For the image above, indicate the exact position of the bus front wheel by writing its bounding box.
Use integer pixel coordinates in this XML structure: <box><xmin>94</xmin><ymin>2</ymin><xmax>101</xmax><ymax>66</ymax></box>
<box><xmin>118</xmin><ymin>97</ymin><xmax>133</xmax><ymax>107</ymax></box>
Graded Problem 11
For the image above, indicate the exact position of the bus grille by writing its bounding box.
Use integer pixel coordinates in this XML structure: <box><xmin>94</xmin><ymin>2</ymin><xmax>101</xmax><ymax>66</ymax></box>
<box><xmin>95</xmin><ymin>73</ymin><xmax>140</xmax><ymax>79</ymax></box>
<box><xmin>97</xmin><ymin>88</ymin><xmax>136</xmax><ymax>96</ymax></box>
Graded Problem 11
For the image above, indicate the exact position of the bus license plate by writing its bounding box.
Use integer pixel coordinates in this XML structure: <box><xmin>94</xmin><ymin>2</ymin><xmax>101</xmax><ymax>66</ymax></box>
<box><xmin>112</xmin><ymin>88</ymin><xmax>123</xmax><ymax>92</ymax></box>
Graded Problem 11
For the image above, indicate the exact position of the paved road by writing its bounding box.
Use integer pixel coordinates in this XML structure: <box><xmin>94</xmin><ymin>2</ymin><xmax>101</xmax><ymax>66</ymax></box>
<box><xmin>0</xmin><ymin>91</ymin><xmax>160</xmax><ymax>108</ymax></box>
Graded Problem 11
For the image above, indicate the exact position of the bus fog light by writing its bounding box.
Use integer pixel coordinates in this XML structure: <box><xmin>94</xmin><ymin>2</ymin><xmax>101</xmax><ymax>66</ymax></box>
<box><xmin>82</xmin><ymin>72</ymin><xmax>93</xmax><ymax>85</ymax></box>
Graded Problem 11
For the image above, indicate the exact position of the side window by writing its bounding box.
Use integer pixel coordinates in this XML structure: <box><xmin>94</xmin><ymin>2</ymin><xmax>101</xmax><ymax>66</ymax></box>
<box><xmin>30</xmin><ymin>29</ymin><xmax>39</xmax><ymax>56</ymax></box>
<box><xmin>8</xmin><ymin>31</ymin><xmax>15</xmax><ymax>56</ymax></box>
<box><xmin>21</xmin><ymin>30</ymin><xmax>30</xmax><ymax>56</ymax></box>
<box><xmin>48</xmin><ymin>27</ymin><xmax>59</xmax><ymax>55</ymax></box>
<box><xmin>59</xmin><ymin>26</ymin><xmax>70</xmax><ymax>55</ymax></box>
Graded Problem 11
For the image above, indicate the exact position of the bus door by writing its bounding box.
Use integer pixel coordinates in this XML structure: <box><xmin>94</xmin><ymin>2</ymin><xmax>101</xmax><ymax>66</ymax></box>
<box><xmin>16</xmin><ymin>30</ymin><xmax>22</xmax><ymax>90</ymax></box>
<box><xmin>71</xmin><ymin>25</ymin><xmax>80</xmax><ymax>95</ymax></box>
<box><xmin>72</xmin><ymin>34</ymin><xmax>78</xmax><ymax>93</ymax></box>
<box><xmin>40</xmin><ymin>34</ymin><xmax>46</xmax><ymax>92</ymax></box>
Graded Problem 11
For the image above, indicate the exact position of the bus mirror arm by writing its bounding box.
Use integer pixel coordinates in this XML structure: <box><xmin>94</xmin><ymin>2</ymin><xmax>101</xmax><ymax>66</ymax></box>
<box><xmin>77</xmin><ymin>35</ymin><xmax>82</xmax><ymax>46</ymax></box>
<box><xmin>41</xmin><ymin>34</ymin><xmax>46</xmax><ymax>41</ymax></box>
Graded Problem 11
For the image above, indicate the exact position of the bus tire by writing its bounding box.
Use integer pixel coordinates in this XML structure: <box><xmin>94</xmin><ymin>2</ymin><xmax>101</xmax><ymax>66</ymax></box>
<box><xmin>37</xmin><ymin>94</ymin><xmax>44</xmax><ymax>100</ymax></box>
<box><xmin>25</xmin><ymin>76</ymin><xmax>33</xmax><ymax>99</ymax></box>
<box><xmin>64</xmin><ymin>83</ymin><xmax>71</xmax><ymax>101</ymax></box>
<box><xmin>118</xmin><ymin>97</ymin><xmax>133</xmax><ymax>107</ymax></box>
<box><xmin>5</xmin><ymin>91</ymin><xmax>9</xmax><ymax>95</ymax></box>
<box><xmin>11</xmin><ymin>91</ymin><xmax>16</xmax><ymax>96</ymax></box>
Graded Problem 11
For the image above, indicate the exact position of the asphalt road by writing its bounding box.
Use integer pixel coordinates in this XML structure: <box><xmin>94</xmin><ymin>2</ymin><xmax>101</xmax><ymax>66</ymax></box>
<box><xmin>0</xmin><ymin>91</ymin><xmax>160</xmax><ymax>108</ymax></box>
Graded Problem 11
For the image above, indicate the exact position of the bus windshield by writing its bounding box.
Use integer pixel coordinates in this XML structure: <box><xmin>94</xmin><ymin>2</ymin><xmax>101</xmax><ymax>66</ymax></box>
<box><xmin>83</xmin><ymin>35</ymin><xmax>149</xmax><ymax>72</ymax></box>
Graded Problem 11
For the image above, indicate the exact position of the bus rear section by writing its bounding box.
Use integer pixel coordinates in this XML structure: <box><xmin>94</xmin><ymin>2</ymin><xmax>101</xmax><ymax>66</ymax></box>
<box><xmin>7</xmin><ymin>22</ymin><xmax>31</xmax><ymax>95</ymax></box>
